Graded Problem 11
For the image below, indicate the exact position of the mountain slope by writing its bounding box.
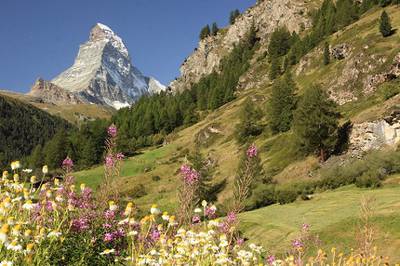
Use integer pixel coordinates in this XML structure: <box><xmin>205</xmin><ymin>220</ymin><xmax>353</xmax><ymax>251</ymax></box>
<box><xmin>29</xmin><ymin>23</ymin><xmax>165</xmax><ymax>109</ymax></box>
<box><xmin>0</xmin><ymin>94</ymin><xmax>72</xmax><ymax>167</ymax></box>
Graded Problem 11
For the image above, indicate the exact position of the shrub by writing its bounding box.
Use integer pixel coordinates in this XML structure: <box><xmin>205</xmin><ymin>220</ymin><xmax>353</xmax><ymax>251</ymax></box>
<box><xmin>276</xmin><ymin>187</ymin><xmax>298</xmax><ymax>205</ymax></box>
<box><xmin>151</xmin><ymin>175</ymin><xmax>161</xmax><ymax>182</ymax></box>
<box><xmin>129</xmin><ymin>184</ymin><xmax>147</xmax><ymax>198</ymax></box>
<box><xmin>355</xmin><ymin>171</ymin><xmax>382</xmax><ymax>188</ymax></box>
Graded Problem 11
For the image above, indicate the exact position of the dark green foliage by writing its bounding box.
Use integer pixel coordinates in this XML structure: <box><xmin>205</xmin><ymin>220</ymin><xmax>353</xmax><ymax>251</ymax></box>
<box><xmin>355</xmin><ymin>171</ymin><xmax>382</xmax><ymax>188</ymax></box>
<box><xmin>235</xmin><ymin>99</ymin><xmax>263</xmax><ymax>144</ymax></box>
<box><xmin>379</xmin><ymin>10</ymin><xmax>392</xmax><ymax>37</ymax></box>
<box><xmin>199</xmin><ymin>25</ymin><xmax>211</xmax><ymax>40</ymax></box>
<box><xmin>229</xmin><ymin>9</ymin><xmax>241</xmax><ymax>25</ymax></box>
<box><xmin>129</xmin><ymin>184</ymin><xmax>147</xmax><ymax>198</ymax></box>
<box><xmin>293</xmin><ymin>86</ymin><xmax>339</xmax><ymax>161</ymax></box>
<box><xmin>268</xmin><ymin>27</ymin><xmax>292</xmax><ymax>58</ymax></box>
<box><xmin>43</xmin><ymin>130</ymin><xmax>69</xmax><ymax>170</ymax></box>
<box><xmin>27</xmin><ymin>144</ymin><xmax>44</xmax><ymax>170</ymax></box>
<box><xmin>323</xmin><ymin>42</ymin><xmax>330</xmax><ymax>65</ymax></box>
<box><xmin>269</xmin><ymin>57</ymin><xmax>281</xmax><ymax>80</ymax></box>
<box><xmin>379</xmin><ymin>0</ymin><xmax>392</xmax><ymax>7</ymax></box>
<box><xmin>0</xmin><ymin>95</ymin><xmax>71</xmax><ymax>168</ymax></box>
<box><xmin>244</xmin><ymin>184</ymin><xmax>276</xmax><ymax>211</ymax></box>
<box><xmin>268</xmin><ymin>72</ymin><xmax>297</xmax><ymax>134</ymax></box>
<box><xmin>276</xmin><ymin>188</ymin><xmax>298</xmax><ymax>205</ymax></box>
<box><xmin>151</xmin><ymin>175</ymin><xmax>161</xmax><ymax>182</ymax></box>
<box><xmin>211</xmin><ymin>22</ymin><xmax>219</xmax><ymax>36</ymax></box>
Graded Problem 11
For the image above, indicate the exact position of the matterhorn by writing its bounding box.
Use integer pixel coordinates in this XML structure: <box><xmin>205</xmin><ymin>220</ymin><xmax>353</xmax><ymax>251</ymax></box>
<box><xmin>29</xmin><ymin>23</ymin><xmax>165</xmax><ymax>109</ymax></box>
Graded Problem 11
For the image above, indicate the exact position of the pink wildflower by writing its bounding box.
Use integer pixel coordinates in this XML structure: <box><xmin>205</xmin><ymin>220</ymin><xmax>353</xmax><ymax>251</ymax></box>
<box><xmin>246</xmin><ymin>144</ymin><xmax>258</xmax><ymax>158</ymax></box>
<box><xmin>180</xmin><ymin>164</ymin><xmax>199</xmax><ymax>185</ymax></box>
<box><xmin>107</xmin><ymin>124</ymin><xmax>117</xmax><ymax>138</ymax></box>
<box><xmin>62</xmin><ymin>157</ymin><xmax>74</xmax><ymax>171</ymax></box>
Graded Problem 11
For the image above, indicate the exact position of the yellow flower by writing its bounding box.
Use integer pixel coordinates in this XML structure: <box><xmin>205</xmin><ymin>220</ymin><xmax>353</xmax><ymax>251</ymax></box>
<box><xmin>1</xmin><ymin>224</ymin><xmax>9</xmax><ymax>234</ymax></box>
<box><xmin>13</xmin><ymin>174</ymin><xmax>19</xmax><ymax>182</ymax></box>
<box><xmin>109</xmin><ymin>201</ymin><xmax>118</xmax><ymax>211</ymax></box>
<box><xmin>2</xmin><ymin>171</ymin><xmax>8</xmax><ymax>180</ymax></box>
<box><xmin>24</xmin><ymin>229</ymin><xmax>32</xmax><ymax>237</ymax></box>
<box><xmin>80</xmin><ymin>183</ymin><xmax>86</xmax><ymax>191</ymax></box>
<box><xmin>11</xmin><ymin>161</ymin><xmax>21</xmax><ymax>170</ymax></box>
<box><xmin>26</xmin><ymin>243</ymin><xmax>34</xmax><ymax>251</ymax></box>
<box><xmin>30</xmin><ymin>176</ymin><xmax>36</xmax><ymax>183</ymax></box>
<box><xmin>54</xmin><ymin>178</ymin><xmax>60</xmax><ymax>186</ymax></box>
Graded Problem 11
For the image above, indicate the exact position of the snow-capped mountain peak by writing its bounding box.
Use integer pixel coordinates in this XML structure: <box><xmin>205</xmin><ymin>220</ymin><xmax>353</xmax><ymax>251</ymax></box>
<box><xmin>29</xmin><ymin>23</ymin><xmax>165</xmax><ymax>109</ymax></box>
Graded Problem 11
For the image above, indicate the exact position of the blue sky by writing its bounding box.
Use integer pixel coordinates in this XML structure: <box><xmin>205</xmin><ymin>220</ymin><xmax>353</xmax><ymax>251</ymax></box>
<box><xmin>0</xmin><ymin>0</ymin><xmax>255</xmax><ymax>93</ymax></box>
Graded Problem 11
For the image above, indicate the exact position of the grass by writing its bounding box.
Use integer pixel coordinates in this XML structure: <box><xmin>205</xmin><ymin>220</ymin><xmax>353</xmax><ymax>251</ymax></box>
<box><xmin>239</xmin><ymin>185</ymin><xmax>400</xmax><ymax>261</ymax></box>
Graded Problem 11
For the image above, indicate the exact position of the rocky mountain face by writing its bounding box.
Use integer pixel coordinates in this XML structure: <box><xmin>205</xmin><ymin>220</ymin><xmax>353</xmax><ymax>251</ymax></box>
<box><xmin>29</xmin><ymin>23</ymin><xmax>165</xmax><ymax>109</ymax></box>
<box><xmin>170</xmin><ymin>0</ymin><xmax>312</xmax><ymax>91</ymax></box>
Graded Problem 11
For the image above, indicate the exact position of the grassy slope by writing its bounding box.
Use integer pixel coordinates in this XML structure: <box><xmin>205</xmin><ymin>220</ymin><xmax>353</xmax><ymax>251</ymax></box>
<box><xmin>240</xmin><ymin>184</ymin><xmax>400</xmax><ymax>261</ymax></box>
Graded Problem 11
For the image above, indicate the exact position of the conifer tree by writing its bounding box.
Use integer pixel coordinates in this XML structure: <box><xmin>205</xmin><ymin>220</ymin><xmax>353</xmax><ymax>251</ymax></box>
<box><xmin>211</xmin><ymin>23</ymin><xmax>219</xmax><ymax>36</ymax></box>
<box><xmin>379</xmin><ymin>10</ymin><xmax>392</xmax><ymax>37</ymax></box>
<box><xmin>269</xmin><ymin>57</ymin><xmax>281</xmax><ymax>80</ymax></box>
<box><xmin>43</xmin><ymin>130</ymin><xmax>68</xmax><ymax>169</ymax></box>
<box><xmin>379</xmin><ymin>0</ymin><xmax>392</xmax><ymax>7</ymax></box>
<box><xmin>268</xmin><ymin>72</ymin><xmax>297</xmax><ymax>134</ymax></box>
<box><xmin>293</xmin><ymin>85</ymin><xmax>339</xmax><ymax>161</ymax></box>
<box><xmin>323</xmin><ymin>42</ymin><xmax>330</xmax><ymax>65</ymax></box>
<box><xmin>199</xmin><ymin>25</ymin><xmax>211</xmax><ymax>40</ymax></box>
<box><xmin>235</xmin><ymin>99</ymin><xmax>263</xmax><ymax>144</ymax></box>
<box><xmin>28</xmin><ymin>144</ymin><xmax>44</xmax><ymax>169</ymax></box>
<box><xmin>229</xmin><ymin>9</ymin><xmax>241</xmax><ymax>25</ymax></box>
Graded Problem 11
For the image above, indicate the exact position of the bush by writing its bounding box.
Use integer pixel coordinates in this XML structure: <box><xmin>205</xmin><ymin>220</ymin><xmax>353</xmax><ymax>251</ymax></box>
<box><xmin>276</xmin><ymin>187</ymin><xmax>298</xmax><ymax>205</ymax></box>
<box><xmin>245</xmin><ymin>184</ymin><xmax>276</xmax><ymax>210</ymax></box>
<box><xmin>355</xmin><ymin>171</ymin><xmax>382</xmax><ymax>188</ymax></box>
<box><xmin>152</xmin><ymin>175</ymin><xmax>161</xmax><ymax>182</ymax></box>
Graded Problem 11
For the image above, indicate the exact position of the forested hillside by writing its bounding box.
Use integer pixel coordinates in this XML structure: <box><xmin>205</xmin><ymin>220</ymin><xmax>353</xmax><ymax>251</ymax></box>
<box><xmin>0</xmin><ymin>95</ymin><xmax>71</xmax><ymax>167</ymax></box>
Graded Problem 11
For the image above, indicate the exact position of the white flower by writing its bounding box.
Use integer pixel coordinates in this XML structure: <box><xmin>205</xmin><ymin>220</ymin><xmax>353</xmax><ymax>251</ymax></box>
<box><xmin>42</xmin><ymin>165</ymin><xmax>48</xmax><ymax>174</ymax></box>
<box><xmin>150</xmin><ymin>204</ymin><xmax>160</xmax><ymax>215</ymax></box>
<box><xmin>108</xmin><ymin>201</ymin><xmax>118</xmax><ymax>211</ymax></box>
<box><xmin>0</xmin><ymin>261</ymin><xmax>13</xmax><ymax>266</ymax></box>
<box><xmin>100</xmin><ymin>249</ymin><xmax>115</xmax><ymax>255</ymax></box>
<box><xmin>161</xmin><ymin>212</ymin><xmax>170</xmax><ymax>221</ymax></box>
<box><xmin>47</xmin><ymin>231</ymin><xmax>62</xmax><ymax>238</ymax></box>
<box><xmin>201</xmin><ymin>200</ymin><xmax>208</xmax><ymax>207</ymax></box>
<box><xmin>6</xmin><ymin>241</ymin><xmax>22</xmax><ymax>252</ymax></box>
<box><xmin>128</xmin><ymin>230</ymin><xmax>138</xmax><ymax>236</ymax></box>
<box><xmin>0</xmin><ymin>233</ymin><xmax>8</xmax><ymax>244</ymax></box>
<box><xmin>11</xmin><ymin>161</ymin><xmax>21</xmax><ymax>170</ymax></box>
<box><xmin>22</xmin><ymin>169</ymin><xmax>32</xmax><ymax>173</ymax></box>
<box><xmin>194</xmin><ymin>208</ymin><xmax>202</xmax><ymax>213</ymax></box>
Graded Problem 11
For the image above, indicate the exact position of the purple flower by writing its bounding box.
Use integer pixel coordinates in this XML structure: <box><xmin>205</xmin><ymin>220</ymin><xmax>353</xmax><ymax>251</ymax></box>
<box><xmin>116</xmin><ymin>153</ymin><xmax>125</xmax><ymax>161</ymax></box>
<box><xmin>192</xmin><ymin>215</ymin><xmax>201</xmax><ymax>224</ymax></box>
<box><xmin>237</xmin><ymin>238</ymin><xmax>244</xmax><ymax>246</ymax></box>
<box><xmin>292</xmin><ymin>239</ymin><xmax>304</xmax><ymax>249</ymax></box>
<box><xmin>205</xmin><ymin>206</ymin><xmax>216</xmax><ymax>219</ymax></box>
<box><xmin>267</xmin><ymin>255</ymin><xmax>276</xmax><ymax>264</ymax></box>
<box><xmin>180</xmin><ymin>164</ymin><xmax>199</xmax><ymax>185</ymax></box>
<box><xmin>71</xmin><ymin>218</ymin><xmax>89</xmax><ymax>232</ymax></box>
<box><xmin>105</xmin><ymin>155</ymin><xmax>114</xmax><ymax>168</ymax></box>
<box><xmin>150</xmin><ymin>229</ymin><xmax>160</xmax><ymax>241</ymax></box>
<box><xmin>227</xmin><ymin>212</ymin><xmax>237</xmax><ymax>224</ymax></box>
<box><xmin>104</xmin><ymin>210</ymin><xmax>115</xmax><ymax>220</ymax></box>
<box><xmin>302</xmin><ymin>223</ymin><xmax>310</xmax><ymax>232</ymax></box>
<box><xmin>104</xmin><ymin>233</ymin><xmax>114</xmax><ymax>242</ymax></box>
<box><xmin>107</xmin><ymin>125</ymin><xmax>117</xmax><ymax>138</ymax></box>
<box><xmin>246</xmin><ymin>144</ymin><xmax>258</xmax><ymax>159</ymax></box>
<box><xmin>62</xmin><ymin>157</ymin><xmax>74</xmax><ymax>171</ymax></box>
<box><xmin>102</xmin><ymin>223</ymin><xmax>112</xmax><ymax>229</ymax></box>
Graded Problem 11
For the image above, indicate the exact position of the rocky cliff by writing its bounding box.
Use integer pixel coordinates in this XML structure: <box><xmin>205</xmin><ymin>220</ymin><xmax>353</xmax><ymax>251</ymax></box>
<box><xmin>28</xmin><ymin>23</ymin><xmax>165</xmax><ymax>109</ymax></box>
<box><xmin>170</xmin><ymin>0</ymin><xmax>312</xmax><ymax>91</ymax></box>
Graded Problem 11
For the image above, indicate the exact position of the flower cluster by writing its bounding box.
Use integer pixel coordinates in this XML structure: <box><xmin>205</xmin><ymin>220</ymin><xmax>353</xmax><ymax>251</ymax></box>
<box><xmin>246</xmin><ymin>144</ymin><xmax>258</xmax><ymax>159</ymax></box>
<box><xmin>180</xmin><ymin>164</ymin><xmax>200</xmax><ymax>185</ymax></box>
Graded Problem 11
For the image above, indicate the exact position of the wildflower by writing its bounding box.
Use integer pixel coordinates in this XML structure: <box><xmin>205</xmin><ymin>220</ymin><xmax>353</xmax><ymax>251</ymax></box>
<box><xmin>22</xmin><ymin>200</ymin><xmax>34</xmax><ymax>210</ymax></box>
<box><xmin>7</xmin><ymin>240</ymin><xmax>22</xmax><ymax>252</ymax></box>
<box><xmin>0</xmin><ymin>224</ymin><xmax>9</xmax><ymax>243</ymax></box>
<box><xmin>104</xmin><ymin>233</ymin><xmax>114</xmax><ymax>242</ymax></box>
<box><xmin>11</xmin><ymin>161</ymin><xmax>21</xmax><ymax>170</ymax></box>
<box><xmin>124</xmin><ymin>202</ymin><xmax>134</xmax><ymax>216</ymax></box>
<box><xmin>104</xmin><ymin>210</ymin><xmax>115</xmax><ymax>220</ymax></box>
<box><xmin>22</xmin><ymin>169</ymin><xmax>32</xmax><ymax>173</ymax></box>
<box><xmin>108</xmin><ymin>201</ymin><xmax>118</xmax><ymax>211</ymax></box>
<box><xmin>62</xmin><ymin>157</ymin><xmax>74</xmax><ymax>170</ymax></box>
<box><xmin>24</xmin><ymin>230</ymin><xmax>32</xmax><ymax>238</ymax></box>
<box><xmin>47</xmin><ymin>231</ymin><xmax>62</xmax><ymax>238</ymax></box>
<box><xmin>107</xmin><ymin>124</ymin><xmax>117</xmax><ymax>138</ymax></box>
<box><xmin>246</xmin><ymin>144</ymin><xmax>258</xmax><ymax>158</ymax></box>
<box><xmin>0</xmin><ymin>261</ymin><xmax>13</xmax><ymax>266</ymax></box>
<box><xmin>180</xmin><ymin>164</ymin><xmax>199</xmax><ymax>185</ymax></box>
<box><xmin>150</xmin><ymin>204</ymin><xmax>160</xmax><ymax>215</ymax></box>
<box><xmin>292</xmin><ymin>239</ymin><xmax>304</xmax><ymax>249</ymax></box>
<box><xmin>227</xmin><ymin>211</ymin><xmax>237</xmax><ymax>224</ymax></box>
<box><xmin>25</xmin><ymin>243</ymin><xmax>34</xmax><ymax>254</ymax></box>
<box><xmin>105</xmin><ymin>155</ymin><xmax>114</xmax><ymax>168</ymax></box>
<box><xmin>237</xmin><ymin>238</ymin><xmax>244</xmax><ymax>246</ymax></box>
<box><xmin>267</xmin><ymin>255</ymin><xmax>276</xmax><ymax>264</ymax></box>
<box><xmin>42</xmin><ymin>165</ymin><xmax>48</xmax><ymax>174</ymax></box>
<box><xmin>30</xmin><ymin>176</ymin><xmax>37</xmax><ymax>183</ymax></box>
<box><xmin>100</xmin><ymin>248</ymin><xmax>115</xmax><ymax>255</ymax></box>
<box><xmin>201</xmin><ymin>200</ymin><xmax>208</xmax><ymax>207</ymax></box>
<box><xmin>194</xmin><ymin>207</ymin><xmax>202</xmax><ymax>213</ymax></box>
<box><xmin>302</xmin><ymin>223</ymin><xmax>310</xmax><ymax>232</ymax></box>
<box><xmin>2</xmin><ymin>171</ymin><xmax>8</xmax><ymax>180</ymax></box>
<box><xmin>162</xmin><ymin>212</ymin><xmax>170</xmax><ymax>221</ymax></box>
<box><xmin>116</xmin><ymin>153</ymin><xmax>125</xmax><ymax>161</ymax></box>
<box><xmin>192</xmin><ymin>215</ymin><xmax>201</xmax><ymax>224</ymax></box>
<box><xmin>13</xmin><ymin>174</ymin><xmax>19</xmax><ymax>182</ymax></box>
<box><xmin>205</xmin><ymin>205</ymin><xmax>217</xmax><ymax>219</ymax></box>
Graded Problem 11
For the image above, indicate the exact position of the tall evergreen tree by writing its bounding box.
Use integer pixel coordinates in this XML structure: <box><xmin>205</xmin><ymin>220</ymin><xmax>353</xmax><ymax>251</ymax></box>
<box><xmin>379</xmin><ymin>10</ymin><xmax>392</xmax><ymax>37</ymax></box>
<box><xmin>269</xmin><ymin>57</ymin><xmax>281</xmax><ymax>80</ymax></box>
<box><xmin>28</xmin><ymin>144</ymin><xmax>44</xmax><ymax>169</ymax></box>
<box><xmin>268</xmin><ymin>27</ymin><xmax>292</xmax><ymax>58</ymax></box>
<box><xmin>293</xmin><ymin>85</ymin><xmax>339</xmax><ymax>161</ymax></box>
<box><xmin>229</xmin><ymin>9</ymin><xmax>241</xmax><ymax>25</ymax></box>
<box><xmin>235</xmin><ymin>99</ymin><xmax>263</xmax><ymax>144</ymax></box>
<box><xmin>211</xmin><ymin>22</ymin><xmax>219</xmax><ymax>36</ymax></box>
<box><xmin>268</xmin><ymin>72</ymin><xmax>297</xmax><ymax>134</ymax></box>
<box><xmin>323</xmin><ymin>42</ymin><xmax>330</xmax><ymax>65</ymax></box>
<box><xmin>43</xmin><ymin>130</ymin><xmax>68</xmax><ymax>169</ymax></box>
<box><xmin>199</xmin><ymin>25</ymin><xmax>211</xmax><ymax>40</ymax></box>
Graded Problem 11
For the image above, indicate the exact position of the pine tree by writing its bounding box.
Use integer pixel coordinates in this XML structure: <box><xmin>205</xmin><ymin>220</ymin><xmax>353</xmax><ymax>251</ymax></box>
<box><xmin>269</xmin><ymin>57</ymin><xmax>281</xmax><ymax>80</ymax></box>
<box><xmin>268</xmin><ymin>72</ymin><xmax>297</xmax><ymax>134</ymax></box>
<box><xmin>268</xmin><ymin>27</ymin><xmax>292</xmax><ymax>58</ymax></box>
<box><xmin>211</xmin><ymin>22</ymin><xmax>219</xmax><ymax>36</ymax></box>
<box><xmin>199</xmin><ymin>25</ymin><xmax>211</xmax><ymax>40</ymax></box>
<box><xmin>229</xmin><ymin>9</ymin><xmax>241</xmax><ymax>25</ymax></box>
<box><xmin>379</xmin><ymin>10</ymin><xmax>392</xmax><ymax>37</ymax></box>
<box><xmin>293</xmin><ymin>85</ymin><xmax>339</xmax><ymax>161</ymax></box>
<box><xmin>379</xmin><ymin>0</ymin><xmax>392</xmax><ymax>7</ymax></box>
<box><xmin>235</xmin><ymin>99</ymin><xmax>263</xmax><ymax>144</ymax></box>
<box><xmin>323</xmin><ymin>42</ymin><xmax>330</xmax><ymax>65</ymax></box>
<box><xmin>28</xmin><ymin>144</ymin><xmax>44</xmax><ymax>169</ymax></box>
<box><xmin>43</xmin><ymin>130</ymin><xmax>68</xmax><ymax>169</ymax></box>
